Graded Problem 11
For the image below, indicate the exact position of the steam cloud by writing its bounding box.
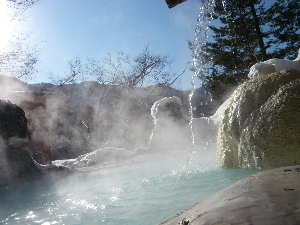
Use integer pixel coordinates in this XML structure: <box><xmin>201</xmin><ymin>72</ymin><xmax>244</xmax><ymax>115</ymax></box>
<box><xmin>0</xmin><ymin>75</ymin><xmax>216</xmax><ymax>169</ymax></box>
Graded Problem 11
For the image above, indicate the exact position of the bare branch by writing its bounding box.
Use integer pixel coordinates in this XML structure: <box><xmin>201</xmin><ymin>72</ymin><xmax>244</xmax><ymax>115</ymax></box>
<box><xmin>51</xmin><ymin>45</ymin><xmax>179</xmax><ymax>88</ymax></box>
<box><xmin>7</xmin><ymin>0</ymin><xmax>41</xmax><ymax>21</ymax></box>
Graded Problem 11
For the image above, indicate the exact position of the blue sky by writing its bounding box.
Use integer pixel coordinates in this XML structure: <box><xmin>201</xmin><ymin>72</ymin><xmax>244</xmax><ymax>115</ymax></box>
<box><xmin>13</xmin><ymin>0</ymin><xmax>203</xmax><ymax>90</ymax></box>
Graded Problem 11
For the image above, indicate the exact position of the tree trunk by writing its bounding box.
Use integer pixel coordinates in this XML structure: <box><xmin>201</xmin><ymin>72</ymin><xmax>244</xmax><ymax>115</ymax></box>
<box><xmin>249</xmin><ymin>3</ymin><xmax>268</xmax><ymax>61</ymax></box>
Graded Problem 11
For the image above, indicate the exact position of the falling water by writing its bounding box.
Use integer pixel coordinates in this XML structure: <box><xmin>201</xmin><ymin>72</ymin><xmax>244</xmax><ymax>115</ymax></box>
<box><xmin>188</xmin><ymin>0</ymin><xmax>216</xmax><ymax>154</ymax></box>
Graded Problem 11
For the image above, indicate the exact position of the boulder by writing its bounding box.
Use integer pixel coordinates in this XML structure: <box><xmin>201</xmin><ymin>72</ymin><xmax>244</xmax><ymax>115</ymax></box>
<box><xmin>0</xmin><ymin>100</ymin><xmax>29</xmax><ymax>140</ymax></box>
<box><xmin>0</xmin><ymin>99</ymin><xmax>40</xmax><ymax>186</ymax></box>
<box><xmin>217</xmin><ymin>69</ymin><xmax>300</xmax><ymax>169</ymax></box>
<box><xmin>159</xmin><ymin>165</ymin><xmax>300</xmax><ymax>225</ymax></box>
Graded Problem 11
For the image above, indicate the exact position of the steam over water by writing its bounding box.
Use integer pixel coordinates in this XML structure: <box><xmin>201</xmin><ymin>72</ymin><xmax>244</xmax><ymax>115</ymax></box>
<box><xmin>0</xmin><ymin>156</ymin><xmax>256</xmax><ymax>225</ymax></box>
<box><xmin>0</xmin><ymin>1</ymin><xmax>260</xmax><ymax>224</ymax></box>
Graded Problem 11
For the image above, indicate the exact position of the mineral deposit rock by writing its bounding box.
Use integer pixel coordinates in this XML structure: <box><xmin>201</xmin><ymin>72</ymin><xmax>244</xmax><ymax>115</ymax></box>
<box><xmin>217</xmin><ymin>69</ymin><xmax>300</xmax><ymax>169</ymax></box>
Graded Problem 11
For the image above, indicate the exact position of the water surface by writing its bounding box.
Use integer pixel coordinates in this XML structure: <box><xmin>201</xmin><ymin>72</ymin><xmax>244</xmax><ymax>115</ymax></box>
<box><xmin>0</xmin><ymin>156</ymin><xmax>257</xmax><ymax>225</ymax></box>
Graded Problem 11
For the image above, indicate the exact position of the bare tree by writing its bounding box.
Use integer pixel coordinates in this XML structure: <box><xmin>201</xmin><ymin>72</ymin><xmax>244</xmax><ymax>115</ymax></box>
<box><xmin>0</xmin><ymin>36</ymin><xmax>39</xmax><ymax>81</ymax></box>
<box><xmin>0</xmin><ymin>0</ymin><xmax>40</xmax><ymax>81</ymax></box>
<box><xmin>100</xmin><ymin>51</ymin><xmax>130</xmax><ymax>85</ymax></box>
<box><xmin>126</xmin><ymin>45</ymin><xmax>175</xmax><ymax>87</ymax></box>
<box><xmin>7</xmin><ymin>0</ymin><xmax>41</xmax><ymax>21</ymax></box>
<box><xmin>51</xmin><ymin>45</ymin><xmax>180</xmax><ymax>88</ymax></box>
<box><xmin>49</xmin><ymin>57</ymin><xmax>85</xmax><ymax>86</ymax></box>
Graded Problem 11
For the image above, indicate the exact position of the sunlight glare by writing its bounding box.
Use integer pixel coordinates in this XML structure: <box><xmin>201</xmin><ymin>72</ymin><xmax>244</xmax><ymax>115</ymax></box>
<box><xmin>0</xmin><ymin>1</ymin><xmax>12</xmax><ymax>49</ymax></box>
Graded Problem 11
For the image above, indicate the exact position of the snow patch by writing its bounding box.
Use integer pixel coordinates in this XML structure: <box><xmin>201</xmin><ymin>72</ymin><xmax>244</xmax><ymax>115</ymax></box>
<box><xmin>52</xmin><ymin>147</ymin><xmax>133</xmax><ymax>169</ymax></box>
<box><xmin>209</xmin><ymin>99</ymin><xmax>229</xmax><ymax>125</ymax></box>
<box><xmin>34</xmin><ymin>160</ymin><xmax>58</xmax><ymax>170</ymax></box>
<box><xmin>248</xmin><ymin>49</ymin><xmax>300</xmax><ymax>79</ymax></box>
<box><xmin>151</xmin><ymin>96</ymin><xmax>181</xmax><ymax>121</ymax></box>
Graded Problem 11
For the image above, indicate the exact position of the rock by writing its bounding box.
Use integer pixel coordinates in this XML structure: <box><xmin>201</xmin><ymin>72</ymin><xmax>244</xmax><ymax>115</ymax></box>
<box><xmin>28</xmin><ymin>140</ymin><xmax>52</xmax><ymax>165</ymax></box>
<box><xmin>148</xmin><ymin>97</ymin><xmax>192</xmax><ymax>153</ymax></box>
<box><xmin>0</xmin><ymin>99</ymin><xmax>29</xmax><ymax>140</ymax></box>
<box><xmin>159</xmin><ymin>165</ymin><xmax>300</xmax><ymax>225</ymax></box>
<box><xmin>0</xmin><ymin>99</ymin><xmax>40</xmax><ymax>187</ymax></box>
<box><xmin>217</xmin><ymin>70</ymin><xmax>300</xmax><ymax>169</ymax></box>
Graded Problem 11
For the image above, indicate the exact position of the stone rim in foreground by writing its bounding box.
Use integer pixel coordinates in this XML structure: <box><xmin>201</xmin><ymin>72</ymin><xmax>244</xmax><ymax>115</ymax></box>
<box><xmin>159</xmin><ymin>165</ymin><xmax>300</xmax><ymax>225</ymax></box>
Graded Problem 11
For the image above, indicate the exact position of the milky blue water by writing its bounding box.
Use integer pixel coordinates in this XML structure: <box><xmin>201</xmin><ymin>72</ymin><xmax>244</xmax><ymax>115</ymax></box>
<box><xmin>0</xmin><ymin>156</ymin><xmax>257</xmax><ymax>225</ymax></box>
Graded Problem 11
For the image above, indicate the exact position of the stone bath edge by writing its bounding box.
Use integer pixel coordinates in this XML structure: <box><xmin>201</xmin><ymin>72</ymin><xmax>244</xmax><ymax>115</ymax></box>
<box><xmin>159</xmin><ymin>165</ymin><xmax>300</xmax><ymax>225</ymax></box>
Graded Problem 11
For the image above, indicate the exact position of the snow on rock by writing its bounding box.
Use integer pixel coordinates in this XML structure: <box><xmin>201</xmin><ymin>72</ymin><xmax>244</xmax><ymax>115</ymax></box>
<box><xmin>151</xmin><ymin>96</ymin><xmax>182</xmax><ymax>122</ymax></box>
<box><xmin>208</xmin><ymin>99</ymin><xmax>229</xmax><ymax>125</ymax></box>
<box><xmin>52</xmin><ymin>147</ymin><xmax>133</xmax><ymax>169</ymax></box>
<box><xmin>34</xmin><ymin>161</ymin><xmax>58</xmax><ymax>170</ymax></box>
<box><xmin>248</xmin><ymin>49</ymin><xmax>300</xmax><ymax>79</ymax></box>
<box><xmin>148</xmin><ymin>96</ymin><xmax>192</xmax><ymax>153</ymax></box>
